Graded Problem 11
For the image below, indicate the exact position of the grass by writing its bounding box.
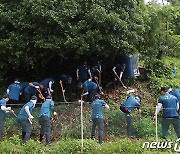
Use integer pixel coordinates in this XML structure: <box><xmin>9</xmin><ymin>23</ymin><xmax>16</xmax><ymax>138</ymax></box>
<box><xmin>0</xmin><ymin>135</ymin><xmax>177</xmax><ymax>154</ymax></box>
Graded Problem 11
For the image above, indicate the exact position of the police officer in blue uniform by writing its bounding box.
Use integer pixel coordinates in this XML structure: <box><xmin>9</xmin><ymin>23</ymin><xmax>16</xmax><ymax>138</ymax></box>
<box><xmin>154</xmin><ymin>87</ymin><xmax>180</xmax><ymax>138</ymax></box>
<box><xmin>79</xmin><ymin>80</ymin><xmax>98</xmax><ymax>102</ymax></box>
<box><xmin>77</xmin><ymin>61</ymin><xmax>92</xmax><ymax>83</ymax></box>
<box><xmin>7</xmin><ymin>78</ymin><xmax>22</xmax><ymax>105</ymax></box>
<box><xmin>91</xmin><ymin>93</ymin><xmax>109</xmax><ymax>144</ymax></box>
<box><xmin>17</xmin><ymin>96</ymin><xmax>37</xmax><ymax>144</ymax></box>
<box><xmin>0</xmin><ymin>94</ymin><xmax>12</xmax><ymax>140</ymax></box>
<box><xmin>40</xmin><ymin>78</ymin><xmax>54</xmax><ymax>97</ymax></box>
<box><xmin>120</xmin><ymin>95</ymin><xmax>142</xmax><ymax>136</ymax></box>
<box><xmin>24</xmin><ymin>82</ymin><xmax>45</xmax><ymax>102</ymax></box>
<box><xmin>39</xmin><ymin>95</ymin><xmax>57</xmax><ymax>145</ymax></box>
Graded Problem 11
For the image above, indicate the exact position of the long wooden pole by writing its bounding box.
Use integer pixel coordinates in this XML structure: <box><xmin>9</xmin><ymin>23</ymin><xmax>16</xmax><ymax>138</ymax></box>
<box><xmin>60</xmin><ymin>80</ymin><xmax>67</xmax><ymax>102</ymax></box>
<box><xmin>114</xmin><ymin>73</ymin><xmax>127</xmax><ymax>89</ymax></box>
<box><xmin>81</xmin><ymin>100</ymin><xmax>84</xmax><ymax>150</ymax></box>
<box><xmin>155</xmin><ymin>106</ymin><xmax>158</xmax><ymax>142</ymax></box>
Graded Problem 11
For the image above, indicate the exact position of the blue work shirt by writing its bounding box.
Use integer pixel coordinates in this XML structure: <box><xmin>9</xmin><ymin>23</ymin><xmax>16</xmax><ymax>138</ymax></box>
<box><xmin>92</xmin><ymin>99</ymin><xmax>106</xmax><ymax>119</ymax></box>
<box><xmin>121</xmin><ymin>96</ymin><xmax>140</xmax><ymax>113</ymax></box>
<box><xmin>8</xmin><ymin>83</ymin><xmax>22</xmax><ymax>101</ymax></box>
<box><xmin>158</xmin><ymin>93</ymin><xmax>179</xmax><ymax>118</ymax></box>
<box><xmin>78</xmin><ymin>64</ymin><xmax>90</xmax><ymax>79</ymax></box>
<box><xmin>40</xmin><ymin>78</ymin><xmax>54</xmax><ymax>88</ymax></box>
<box><xmin>25</xmin><ymin>82</ymin><xmax>40</xmax><ymax>95</ymax></box>
<box><xmin>170</xmin><ymin>89</ymin><xmax>180</xmax><ymax>102</ymax></box>
<box><xmin>17</xmin><ymin>101</ymin><xmax>35</xmax><ymax>120</ymax></box>
<box><xmin>39</xmin><ymin>99</ymin><xmax>54</xmax><ymax>118</ymax></box>
<box><xmin>0</xmin><ymin>99</ymin><xmax>7</xmax><ymax>118</ymax></box>
<box><xmin>83</xmin><ymin>80</ymin><xmax>97</xmax><ymax>93</ymax></box>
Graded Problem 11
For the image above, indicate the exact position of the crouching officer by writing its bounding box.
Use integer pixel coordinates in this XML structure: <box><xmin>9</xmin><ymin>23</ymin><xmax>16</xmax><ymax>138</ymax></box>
<box><xmin>120</xmin><ymin>95</ymin><xmax>142</xmax><ymax>137</ymax></box>
<box><xmin>39</xmin><ymin>95</ymin><xmax>57</xmax><ymax>145</ymax></box>
<box><xmin>17</xmin><ymin>96</ymin><xmax>37</xmax><ymax>144</ymax></box>
<box><xmin>0</xmin><ymin>94</ymin><xmax>13</xmax><ymax>140</ymax></box>
<box><xmin>91</xmin><ymin>93</ymin><xmax>109</xmax><ymax>144</ymax></box>
<box><xmin>79</xmin><ymin>80</ymin><xmax>98</xmax><ymax>102</ymax></box>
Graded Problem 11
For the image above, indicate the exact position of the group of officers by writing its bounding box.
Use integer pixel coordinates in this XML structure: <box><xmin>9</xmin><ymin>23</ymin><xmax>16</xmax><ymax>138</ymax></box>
<box><xmin>1</xmin><ymin>61</ymin><xmax>179</xmax><ymax>145</ymax></box>
<box><xmin>3</xmin><ymin>61</ymin><xmax>127</xmax><ymax>105</ymax></box>
<box><xmin>0</xmin><ymin>61</ymin><xmax>126</xmax><ymax>145</ymax></box>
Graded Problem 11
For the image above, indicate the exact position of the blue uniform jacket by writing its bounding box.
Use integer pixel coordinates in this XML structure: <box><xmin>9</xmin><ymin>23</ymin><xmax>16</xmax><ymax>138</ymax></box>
<box><xmin>24</xmin><ymin>82</ymin><xmax>40</xmax><ymax>95</ymax></box>
<box><xmin>158</xmin><ymin>93</ymin><xmax>179</xmax><ymax>118</ymax></box>
<box><xmin>92</xmin><ymin>99</ymin><xmax>106</xmax><ymax>119</ymax></box>
<box><xmin>83</xmin><ymin>80</ymin><xmax>97</xmax><ymax>93</ymax></box>
<box><xmin>39</xmin><ymin>99</ymin><xmax>54</xmax><ymax>118</ymax></box>
<box><xmin>17</xmin><ymin>101</ymin><xmax>35</xmax><ymax>120</ymax></box>
<box><xmin>8</xmin><ymin>83</ymin><xmax>22</xmax><ymax>101</ymax></box>
<box><xmin>121</xmin><ymin>96</ymin><xmax>140</xmax><ymax>113</ymax></box>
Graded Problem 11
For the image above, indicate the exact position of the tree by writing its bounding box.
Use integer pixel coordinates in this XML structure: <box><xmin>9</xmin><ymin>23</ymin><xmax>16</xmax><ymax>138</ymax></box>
<box><xmin>0</xmin><ymin>0</ymin><xmax>146</xmax><ymax>80</ymax></box>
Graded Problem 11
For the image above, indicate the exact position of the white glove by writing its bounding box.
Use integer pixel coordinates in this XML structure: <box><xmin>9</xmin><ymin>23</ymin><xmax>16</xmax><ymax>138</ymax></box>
<box><xmin>78</xmin><ymin>100</ymin><xmax>84</xmax><ymax>103</ymax></box>
<box><xmin>50</xmin><ymin>89</ymin><xmax>54</xmax><ymax>93</ymax></box>
<box><xmin>7</xmin><ymin>107</ymin><xmax>11</xmax><ymax>111</ymax></box>
<box><xmin>53</xmin><ymin>112</ymin><xmax>57</xmax><ymax>116</ymax></box>
<box><xmin>29</xmin><ymin>115</ymin><xmax>34</xmax><ymax>119</ymax></box>
<box><xmin>35</xmin><ymin>86</ymin><xmax>39</xmax><ymax>89</ymax></box>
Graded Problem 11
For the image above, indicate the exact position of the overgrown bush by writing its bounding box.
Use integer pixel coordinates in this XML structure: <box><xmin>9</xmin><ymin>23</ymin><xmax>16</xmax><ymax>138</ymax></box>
<box><xmin>133</xmin><ymin>117</ymin><xmax>161</xmax><ymax>138</ymax></box>
<box><xmin>143</xmin><ymin>58</ymin><xmax>175</xmax><ymax>95</ymax></box>
<box><xmin>144</xmin><ymin>58</ymin><xmax>173</xmax><ymax>79</ymax></box>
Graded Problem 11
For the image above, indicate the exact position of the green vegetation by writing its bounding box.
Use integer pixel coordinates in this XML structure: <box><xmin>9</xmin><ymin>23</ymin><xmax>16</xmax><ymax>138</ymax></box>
<box><xmin>143</xmin><ymin>56</ymin><xmax>180</xmax><ymax>96</ymax></box>
<box><xmin>0</xmin><ymin>135</ymin><xmax>177</xmax><ymax>154</ymax></box>
<box><xmin>0</xmin><ymin>0</ymin><xmax>179</xmax><ymax>153</ymax></box>
<box><xmin>0</xmin><ymin>0</ymin><xmax>179</xmax><ymax>80</ymax></box>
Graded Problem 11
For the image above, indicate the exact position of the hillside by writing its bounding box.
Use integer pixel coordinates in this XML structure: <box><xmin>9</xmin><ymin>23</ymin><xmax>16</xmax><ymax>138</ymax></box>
<box><xmin>1</xmin><ymin>56</ymin><xmax>180</xmax><ymax>154</ymax></box>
